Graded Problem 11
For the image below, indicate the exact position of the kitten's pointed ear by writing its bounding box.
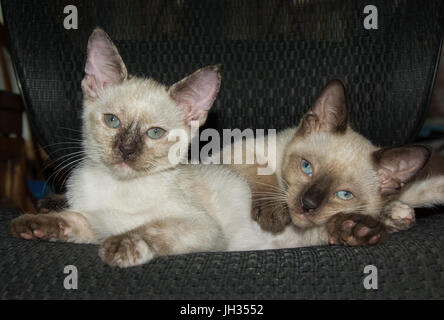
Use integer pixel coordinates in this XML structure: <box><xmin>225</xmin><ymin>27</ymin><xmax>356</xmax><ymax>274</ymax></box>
<box><xmin>81</xmin><ymin>28</ymin><xmax>128</xmax><ymax>101</ymax></box>
<box><xmin>300</xmin><ymin>80</ymin><xmax>348</xmax><ymax>134</ymax></box>
<box><xmin>373</xmin><ymin>145</ymin><xmax>430</xmax><ymax>196</ymax></box>
<box><xmin>169</xmin><ymin>65</ymin><xmax>221</xmax><ymax>126</ymax></box>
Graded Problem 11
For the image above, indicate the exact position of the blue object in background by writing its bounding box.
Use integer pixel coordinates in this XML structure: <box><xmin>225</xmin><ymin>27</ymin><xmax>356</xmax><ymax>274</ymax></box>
<box><xmin>419</xmin><ymin>124</ymin><xmax>444</xmax><ymax>138</ymax></box>
<box><xmin>27</xmin><ymin>180</ymin><xmax>52</xmax><ymax>200</ymax></box>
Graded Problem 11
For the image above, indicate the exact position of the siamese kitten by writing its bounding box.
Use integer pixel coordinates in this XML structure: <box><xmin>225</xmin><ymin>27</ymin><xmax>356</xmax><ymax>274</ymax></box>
<box><xmin>226</xmin><ymin>80</ymin><xmax>435</xmax><ymax>246</ymax></box>
<box><xmin>10</xmin><ymin>28</ymin><xmax>254</xmax><ymax>267</ymax></box>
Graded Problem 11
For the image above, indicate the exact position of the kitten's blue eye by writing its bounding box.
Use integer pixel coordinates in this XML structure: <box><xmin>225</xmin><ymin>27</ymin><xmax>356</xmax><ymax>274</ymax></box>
<box><xmin>300</xmin><ymin>159</ymin><xmax>313</xmax><ymax>177</ymax></box>
<box><xmin>146</xmin><ymin>127</ymin><xmax>166</xmax><ymax>139</ymax></box>
<box><xmin>104</xmin><ymin>114</ymin><xmax>121</xmax><ymax>128</ymax></box>
<box><xmin>336</xmin><ymin>190</ymin><xmax>354</xmax><ymax>200</ymax></box>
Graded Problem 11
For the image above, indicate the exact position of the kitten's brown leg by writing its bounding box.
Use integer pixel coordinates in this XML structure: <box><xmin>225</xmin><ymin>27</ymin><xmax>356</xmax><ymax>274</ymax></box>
<box><xmin>37</xmin><ymin>193</ymin><xmax>68</xmax><ymax>213</ymax></box>
<box><xmin>249</xmin><ymin>172</ymin><xmax>291</xmax><ymax>234</ymax></box>
<box><xmin>326</xmin><ymin>213</ymin><xmax>388</xmax><ymax>246</ymax></box>
<box><xmin>252</xmin><ymin>192</ymin><xmax>290</xmax><ymax>234</ymax></box>
<box><xmin>100</xmin><ymin>215</ymin><xmax>225</xmax><ymax>268</ymax></box>
<box><xmin>226</xmin><ymin>136</ymin><xmax>290</xmax><ymax>234</ymax></box>
<box><xmin>381</xmin><ymin>200</ymin><xmax>415</xmax><ymax>232</ymax></box>
<box><xmin>99</xmin><ymin>229</ymin><xmax>153</xmax><ymax>268</ymax></box>
<box><xmin>11</xmin><ymin>211</ymin><xmax>95</xmax><ymax>243</ymax></box>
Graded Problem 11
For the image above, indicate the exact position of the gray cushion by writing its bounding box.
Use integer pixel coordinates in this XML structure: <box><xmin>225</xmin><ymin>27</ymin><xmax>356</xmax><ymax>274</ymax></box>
<box><xmin>2</xmin><ymin>209</ymin><xmax>443</xmax><ymax>299</ymax></box>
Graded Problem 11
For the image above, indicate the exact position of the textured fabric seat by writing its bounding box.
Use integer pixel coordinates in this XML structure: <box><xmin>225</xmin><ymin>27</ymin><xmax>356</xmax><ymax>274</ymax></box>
<box><xmin>2</xmin><ymin>208</ymin><xmax>444</xmax><ymax>299</ymax></box>
<box><xmin>1</xmin><ymin>0</ymin><xmax>443</xmax><ymax>299</ymax></box>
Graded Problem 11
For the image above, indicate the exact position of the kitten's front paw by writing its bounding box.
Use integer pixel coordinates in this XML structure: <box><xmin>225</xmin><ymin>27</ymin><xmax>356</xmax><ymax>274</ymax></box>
<box><xmin>11</xmin><ymin>214</ymin><xmax>69</xmax><ymax>240</ymax></box>
<box><xmin>99</xmin><ymin>233</ymin><xmax>154</xmax><ymax>268</ymax></box>
<box><xmin>382</xmin><ymin>201</ymin><xmax>415</xmax><ymax>232</ymax></box>
<box><xmin>252</xmin><ymin>202</ymin><xmax>291</xmax><ymax>234</ymax></box>
<box><xmin>37</xmin><ymin>193</ymin><xmax>68</xmax><ymax>213</ymax></box>
<box><xmin>326</xmin><ymin>213</ymin><xmax>388</xmax><ymax>246</ymax></box>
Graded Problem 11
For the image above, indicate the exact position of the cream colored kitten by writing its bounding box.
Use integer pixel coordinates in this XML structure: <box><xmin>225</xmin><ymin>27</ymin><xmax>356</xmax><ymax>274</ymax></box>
<box><xmin>10</xmin><ymin>28</ymin><xmax>250</xmax><ymax>267</ymax></box>
<box><xmin>225</xmin><ymin>80</ymin><xmax>435</xmax><ymax>245</ymax></box>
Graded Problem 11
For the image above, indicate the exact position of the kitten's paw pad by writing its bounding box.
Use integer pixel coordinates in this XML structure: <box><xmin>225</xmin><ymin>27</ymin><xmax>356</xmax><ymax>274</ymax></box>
<box><xmin>10</xmin><ymin>214</ymin><xmax>68</xmax><ymax>240</ymax></box>
<box><xmin>252</xmin><ymin>202</ymin><xmax>290</xmax><ymax>234</ymax></box>
<box><xmin>37</xmin><ymin>194</ymin><xmax>68</xmax><ymax>214</ymax></box>
<box><xmin>99</xmin><ymin>234</ymin><xmax>154</xmax><ymax>268</ymax></box>
<box><xmin>326</xmin><ymin>213</ymin><xmax>388</xmax><ymax>246</ymax></box>
<box><xmin>383</xmin><ymin>201</ymin><xmax>415</xmax><ymax>231</ymax></box>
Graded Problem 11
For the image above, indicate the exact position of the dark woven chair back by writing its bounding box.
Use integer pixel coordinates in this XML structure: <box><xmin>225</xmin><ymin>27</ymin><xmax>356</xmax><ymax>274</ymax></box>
<box><xmin>2</xmin><ymin>0</ymin><xmax>443</xmax><ymax>160</ymax></box>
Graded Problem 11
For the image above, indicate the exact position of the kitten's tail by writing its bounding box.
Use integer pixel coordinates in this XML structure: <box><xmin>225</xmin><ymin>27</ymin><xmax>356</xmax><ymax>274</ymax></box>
<box><xmin>398</xmin><ymin>175</ymin><xmax>444</xmax><ymax>208</ymax></box>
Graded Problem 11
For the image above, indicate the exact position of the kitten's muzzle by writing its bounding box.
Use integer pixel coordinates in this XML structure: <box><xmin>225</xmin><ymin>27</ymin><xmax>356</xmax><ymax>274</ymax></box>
<box><xmin>300</xmin><ymin>183</ymin><xmax>328</xmax><ymax>214</ymax></box>
<box><xmin>114</xmin><ymin>126</ymin><xmax>143</xmax><ymax>162</ymax></box>
<box><xmin>119</xmin><ymin>144</ymin><xmax>138</xmax><ymax>161</ymax></box>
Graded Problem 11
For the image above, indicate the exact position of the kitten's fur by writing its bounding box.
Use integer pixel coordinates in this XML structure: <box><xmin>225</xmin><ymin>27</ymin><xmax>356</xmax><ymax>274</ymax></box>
<box><xmin>226</xmin><ymin>80</ymin><xmax>438</xmax><ymax>245</ymax></box>
<box><xmin>380</xmin><ymin>153</ymin><xmax>444</xmax><ymax>232</ymax></box>
<box><xmin>11</xmin><ymin>28</ymin><xmax>250</xmax><ymax>267</ymax></box>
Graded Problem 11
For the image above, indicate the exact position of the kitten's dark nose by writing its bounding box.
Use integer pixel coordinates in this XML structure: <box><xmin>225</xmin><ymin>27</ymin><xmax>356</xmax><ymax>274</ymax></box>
<box><xmin>300</xmin><ymin>184</ymin><xmax>326</xmax><ymax>213</ymax></box>
<box><xmin>114</xmin><ymin>126</ymin><xmax>143</xmax><ymax>162</ymax></box>
<box><xmin>301</xmin><ymin>196</ymin><xmax>318</xmax><ymax>212</ymax></box>
<box><xmin>119</xmin><ymin>144</ymin><xmax>137</xmax><ymax>160</ymax></box>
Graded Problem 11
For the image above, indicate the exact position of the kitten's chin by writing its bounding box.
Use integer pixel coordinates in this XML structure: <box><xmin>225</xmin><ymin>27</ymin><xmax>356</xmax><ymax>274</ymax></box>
<box><xmin>289</xmin><ymin>211</ymin><xmax>319</xmax><ymax>229</ymax></box>
<box><xmin>108</xmin><ymin>161</ymin><xmax>147</xmax><ymax>180</ymax></box>
<box><xmin>104</xmin><ymin>158</ymin><xmax>174</xmax><ymax>180</ymax></box>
